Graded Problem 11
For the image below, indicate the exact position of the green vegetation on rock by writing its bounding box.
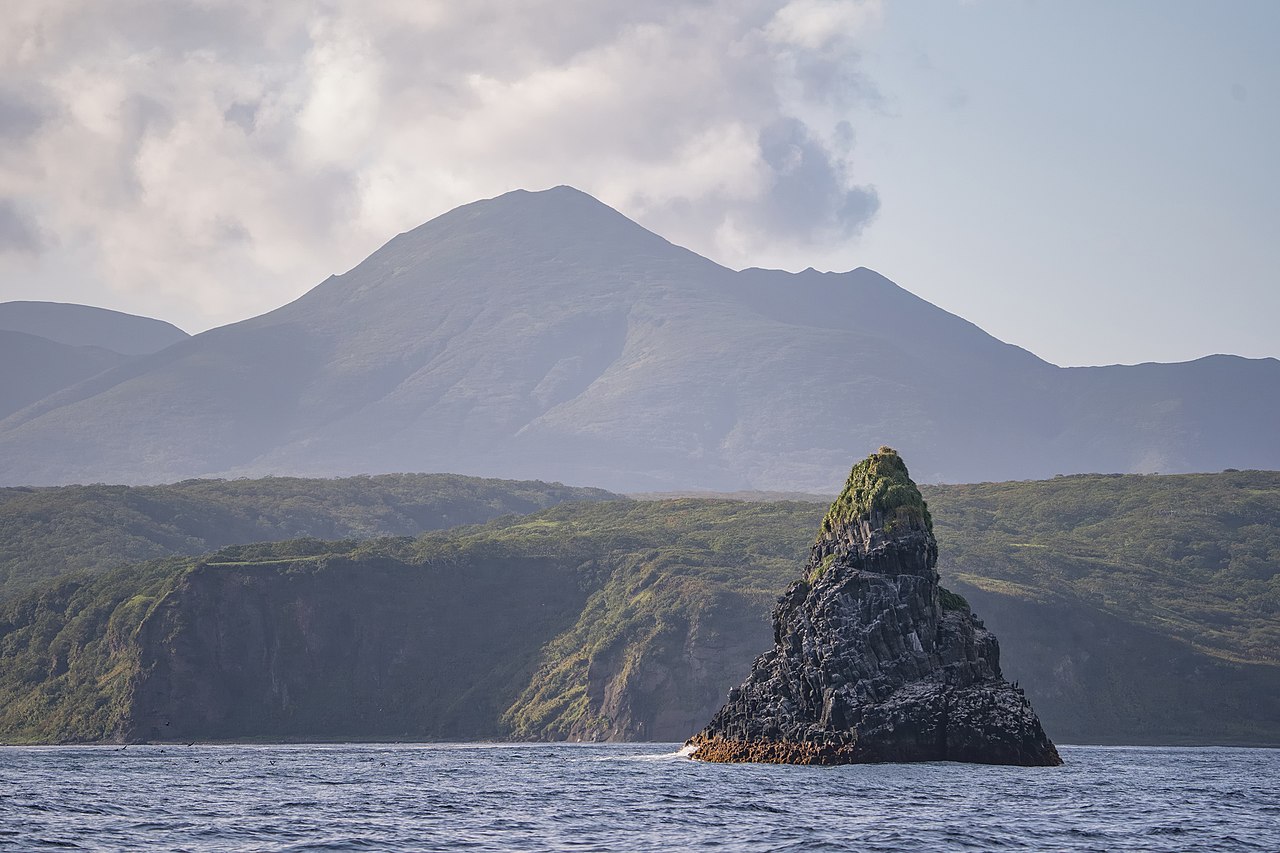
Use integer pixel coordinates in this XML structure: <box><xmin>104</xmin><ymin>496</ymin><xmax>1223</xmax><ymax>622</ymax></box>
<box><xmin>937</xmin><ymin>587</ymin><xmax>970</xmax><ymax>612</ymax></box>
<box><xmin>0</xmin><ymin>558</ymin><xmax>190</xmax><ymax>743</ymax></box>
<box><xmin>820</xmin><ymin>447</ymin><xmax>933</xmax><ymax>537</ymax></box>
<box><xmin>494</xmin><ymin>499</ymin><xmax>811</xmax><ymax>740</ymax></box>
<box><xmin>808</xmin><ymin>553</ymin><xmax>837</xmax><ymax>583</ymax></box>
<box><xmin>0</xmin><ymin>470</ymin><xmax>1277</xmax><ymax>746</ymax></box>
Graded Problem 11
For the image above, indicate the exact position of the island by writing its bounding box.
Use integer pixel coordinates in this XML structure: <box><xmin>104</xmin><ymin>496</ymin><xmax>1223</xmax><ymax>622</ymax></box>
<box><xmin>687</xmin><ymin>447</ymin><xmax>1063</xmax><ymax>766</ymax></box>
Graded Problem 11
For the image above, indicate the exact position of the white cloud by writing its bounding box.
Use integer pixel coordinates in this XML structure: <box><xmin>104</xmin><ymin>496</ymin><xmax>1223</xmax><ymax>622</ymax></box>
<box><xmin>0</xmin><ymin>0</ymin><xmax>883</xmax><ymax>330</ymax></box>
<box><xmin>767</xmin><ymin>0</ymin><xmax>884</xmax><ymax>50</ymax></box>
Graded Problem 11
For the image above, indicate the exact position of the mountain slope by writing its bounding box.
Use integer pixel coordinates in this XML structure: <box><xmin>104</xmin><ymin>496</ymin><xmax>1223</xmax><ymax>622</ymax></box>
<box><xmin>0</xmin><ymin>301</ymin><xmax>189</xmax><ymax>356</ymax></box>
<box><xmin>0</xmin><ymin>330</ymin><xmax>124</xmax><ymax>420</ymax></box>
<box><xmin>0</xmin><ymin>187</ymin><xmax>1276</xmax><ymax>490</ymax></box>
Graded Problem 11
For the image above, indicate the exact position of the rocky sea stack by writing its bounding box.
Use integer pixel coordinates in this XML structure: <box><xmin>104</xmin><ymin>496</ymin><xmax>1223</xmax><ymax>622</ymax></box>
<box><xmin>687</xmin><ymin>447</ymin><xmax>1062</xmax><ymax>766</ymax></box>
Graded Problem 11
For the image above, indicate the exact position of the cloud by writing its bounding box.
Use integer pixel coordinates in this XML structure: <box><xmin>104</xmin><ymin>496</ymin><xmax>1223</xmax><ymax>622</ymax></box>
<box><xmin>767</xmin><ymin>0</ymin><xmax>884</xmax><ymax>50</ymax></box>
<box><xmin>0</xmin><ymin>89</ymin><xmax>47</xmax><ymax>141</ymax></box>
<box><xmin>757</xmin><ymin>117</ymin><xmax>878</xmax><ymax>240</ymax></box>
<box><xmin>0</xmin><ymin>0</ymin><xmax>883</xmax><ymax>329</ymax></box>
<box><xmin>0</xmin><ymin>198</ymin><xmax>44</xmax><ymax>253</ymax></box>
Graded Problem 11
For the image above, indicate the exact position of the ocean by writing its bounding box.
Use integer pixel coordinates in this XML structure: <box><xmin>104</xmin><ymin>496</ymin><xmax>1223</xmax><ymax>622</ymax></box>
<box><xmin>2</xmin><ymin>743</ymin><xmax>1276</xmax><ymax>851</ymax></box>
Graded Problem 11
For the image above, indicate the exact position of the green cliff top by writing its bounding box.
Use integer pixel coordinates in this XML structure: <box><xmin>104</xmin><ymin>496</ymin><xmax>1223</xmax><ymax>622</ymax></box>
<box><xmin>820</xmin><ymin>447</ymin><xmax>933</xmax><ymax>537</ymax></box>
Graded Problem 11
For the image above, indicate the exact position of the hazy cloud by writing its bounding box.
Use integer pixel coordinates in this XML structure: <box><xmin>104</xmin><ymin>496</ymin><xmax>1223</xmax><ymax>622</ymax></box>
<box><xmin>0</xmin><ymin>0</ymin><xmax>883</xmax><ymax>328</ymax></box>
<box><xmin>0</xmin><ymin>199</ymin><xmax>43</xmax><ymax>253</ymax></box>
<box><xmin>0</xmin><ymin>89</ymin><xmax>47</xmax><ymax>140</ymax></box>
<box><xmin>757</xmin><ymin>117</ymin><xmax>878</xmax><ymax>240</ymax></box>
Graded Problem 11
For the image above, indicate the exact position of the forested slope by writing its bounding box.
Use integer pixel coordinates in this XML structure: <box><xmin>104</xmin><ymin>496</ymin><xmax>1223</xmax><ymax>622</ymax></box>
<box><xmin>0</xmin><ymin>474</ymin><xmax>617</xmax><ymax>599</ymax></box>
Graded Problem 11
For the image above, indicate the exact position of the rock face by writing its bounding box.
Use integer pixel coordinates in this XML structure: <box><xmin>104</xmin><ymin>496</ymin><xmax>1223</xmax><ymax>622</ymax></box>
<box><xmin>687</xmin><ymin>448</ymin><xmax>1062</xmax><ymax>766</ymax></box>
<box><xmin>126</xmin><ymin>554</ymin><xmax>591</xmax><ymax>743</ymax></box>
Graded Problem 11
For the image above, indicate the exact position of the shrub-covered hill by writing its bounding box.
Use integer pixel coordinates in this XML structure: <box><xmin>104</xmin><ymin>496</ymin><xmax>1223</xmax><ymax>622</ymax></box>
<box><xmin>0</xmin><ymin>471</ymin><xmax>1276</xmax><ymax>746</ymax></box>
<box><xmin>0</xmin><ymin>474</ymin><xmax>618</xmax><ymax>600</ymax></box>
<box><xmin>928</xmin><ymin>469</ymin><xmax>1280</xmax><ymax>666</ymax></box>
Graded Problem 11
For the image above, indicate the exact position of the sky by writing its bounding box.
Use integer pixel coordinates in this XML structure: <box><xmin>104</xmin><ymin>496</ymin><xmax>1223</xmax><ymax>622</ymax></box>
<box><xmin>0</xmin><ymin>0</ymin><xmax>1275</xmax><ymax>367</ymax></box>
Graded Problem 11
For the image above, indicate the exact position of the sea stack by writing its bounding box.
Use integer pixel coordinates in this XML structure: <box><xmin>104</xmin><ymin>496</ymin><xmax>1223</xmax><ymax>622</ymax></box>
<box><xmin>687</xmin><ymin>447</ymin><xmax>1062</xmax><ymax>766</ymax></box>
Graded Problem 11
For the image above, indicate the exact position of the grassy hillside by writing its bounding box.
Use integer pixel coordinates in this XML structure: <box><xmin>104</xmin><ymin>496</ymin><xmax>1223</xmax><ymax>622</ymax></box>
<box><xmin>0</xmin><ymin>558</ymin><xmax>191</xmax><ymax>742</ymax></box>
<box><xmin>927</xmin><ymin>470</ymin><xmax>1279</xmax><ymax>665</ymax></box>
<box><xmin>0</xmin><ymin>473</ymin><xmax>617</xmax><ymax>600</ymax></box>
<box><xmin>0</xmin><ymin>471</ymin><xmax>1276</xmax><ymax>745</ymax></box>
<box><xmin>477</xmin><ymin>499</ymin><xmax>812</xmax><ymax>741</ymax></box>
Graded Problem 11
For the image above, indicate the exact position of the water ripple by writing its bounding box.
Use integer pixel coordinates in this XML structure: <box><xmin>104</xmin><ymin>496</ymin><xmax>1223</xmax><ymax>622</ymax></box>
<box><xmin>0</xmin><ymin>744</ymin><xmax>1277</xmax><ymax>851</ymax></box>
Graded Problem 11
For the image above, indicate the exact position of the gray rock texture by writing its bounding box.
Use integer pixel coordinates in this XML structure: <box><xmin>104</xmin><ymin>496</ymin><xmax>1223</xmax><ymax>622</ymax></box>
<box><xmin>688</xmin><ymin>448</ymin><xmax>1062</xmax><ymax>765</ymax></box>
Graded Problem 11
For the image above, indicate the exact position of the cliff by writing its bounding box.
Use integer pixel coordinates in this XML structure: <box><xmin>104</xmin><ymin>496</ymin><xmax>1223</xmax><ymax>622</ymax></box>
<box><xmin>2</xmin><ymin>472</ymin><xmax>1276</xmax><ymax>746</ymax></box>
<box><xmin>127</xmin><ymin>550</ymin><xmax>590</xmax><ymax>742</ymax></box>
<box><xmin>687</xmin><ymin>448</ymin><xmax>1062</xmax><ymax>765</ymax></box>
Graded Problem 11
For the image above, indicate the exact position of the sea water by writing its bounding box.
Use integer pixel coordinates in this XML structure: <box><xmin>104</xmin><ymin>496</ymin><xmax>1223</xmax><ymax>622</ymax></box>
<box><xmin>1</xmin><ymin>743</ymin><xmax>1277</xmax><ymax>851</ymax></box>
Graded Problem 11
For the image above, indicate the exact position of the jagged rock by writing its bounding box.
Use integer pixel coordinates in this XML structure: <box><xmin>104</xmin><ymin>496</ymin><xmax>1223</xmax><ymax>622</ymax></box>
<box><xmin>687</xmin><ymin>447</ymin><xmax>1062</xmax><ymax>766</ymax></box>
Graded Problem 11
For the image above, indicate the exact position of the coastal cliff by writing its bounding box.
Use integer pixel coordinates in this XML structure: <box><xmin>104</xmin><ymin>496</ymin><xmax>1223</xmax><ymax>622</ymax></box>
<box><xmin>3</xmin><ymin>471</ymin><xmax>1275</xmax><ymax>747</ymax></box>
<box><xmin>687</xmin><ymin>448</ymin><xmax>1062</xmax><ymax>765</ymax></box>
<box><xmin>125</xmin><ymin>550</ymin><xmax>590</xmax><ymax>743</ymax></box>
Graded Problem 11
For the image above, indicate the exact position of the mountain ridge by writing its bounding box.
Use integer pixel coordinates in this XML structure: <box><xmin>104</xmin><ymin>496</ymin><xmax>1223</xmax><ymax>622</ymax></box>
<box><xmin>0</xmin><ymin>330</ymin><xmax>125</xmax><ymax>422</ymax></box>
<box><xmin>1</xmin><ymin>186</ymin><xmax>1276</xmax><ymax>490</ymax></box>
<box><xmin>0</xmin><ymin>300</ymin><xmax>189</xmax><ymax>356</ymax></box>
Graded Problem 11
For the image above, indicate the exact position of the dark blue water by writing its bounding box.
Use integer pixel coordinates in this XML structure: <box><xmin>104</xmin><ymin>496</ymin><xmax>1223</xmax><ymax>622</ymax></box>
<box><xmin>1</xmin><ymin>744</ymin><xmax>1277</xmax><ymax>851</ymax></box>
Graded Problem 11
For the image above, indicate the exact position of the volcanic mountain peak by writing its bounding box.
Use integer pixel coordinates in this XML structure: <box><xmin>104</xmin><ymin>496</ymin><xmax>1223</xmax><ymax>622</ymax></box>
<box><xmin>0</xmin><ymin>187</ymin><xmax>1276</xmax><ymax>489</ymax></box>
<box><xmin>391</xmin><ymin>185</ymin><xmax>695</xmax><ymax>268</ymax></box>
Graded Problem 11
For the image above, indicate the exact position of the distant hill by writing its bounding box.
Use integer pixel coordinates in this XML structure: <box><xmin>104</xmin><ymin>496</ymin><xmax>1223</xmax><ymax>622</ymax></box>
<box><xmin>0</xmin><ymin>187</ymin><xmax>1276</xmax><ymax>490</ymax></box>
<box><xmin>0</xmin><ymin>470</ymin><xmax>1275</xmax><ymax>746</ymax></box>
<box><xmin>0</xmin><ymin>330</ymin><xmax>124</xmax><ymax>420</ymax></box>
<box><xmin>0</xmin><ymin>301</ymin><xmax>188</xmax><ymax>356</ymax></box>
<box><xmin>0</xmin><ymin>473</ymin><xmax>618</xmax><ymax>600</ymax></box>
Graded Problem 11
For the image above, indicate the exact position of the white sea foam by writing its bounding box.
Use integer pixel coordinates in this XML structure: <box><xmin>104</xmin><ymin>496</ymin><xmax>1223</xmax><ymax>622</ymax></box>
<box><xmin>608</xmin><ymin>744</ymin><xmax>697</xmax><ymax>762</ymax></box>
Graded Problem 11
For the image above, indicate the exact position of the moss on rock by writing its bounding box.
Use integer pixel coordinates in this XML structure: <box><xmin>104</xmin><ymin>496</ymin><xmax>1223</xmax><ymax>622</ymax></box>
<box><xmin>938</xmin><ymin>587</ymin><xmax>970</xmax><ymax>612</ymax></box>
<box><xmin>820</xmin><ymin>446</ymin><xmax>933</xmax><ymax>538</ymax></box>
<box><xmin>808</xmin><ymin>553</ymin><xmax>837</xmax><ymax>584</ymax></box>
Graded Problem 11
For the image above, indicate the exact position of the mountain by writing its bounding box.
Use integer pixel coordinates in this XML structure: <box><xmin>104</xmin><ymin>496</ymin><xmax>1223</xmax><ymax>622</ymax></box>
<box><xmin>0</xmin><ymin>302</ymin><xmax>190</xmax><ymax>420</ymax></box>
<box><xmin>0</xmin><ymin>330</ymin><xmax>125</xmax><ymax>420</ymax></box>
<box><xmin>0</xmin><ymin>301</ymin><xmax>189</xmax><ymax>356</ymax></box>
<box><xmin>0</xmin><ymin>187</ymin><xmax>1276</xmax><ymax>490</ymax></box>
<box><xmin>1</xmin><ymin>470</ymin><xmax>1275</xmax><ymax>746</ymax></box>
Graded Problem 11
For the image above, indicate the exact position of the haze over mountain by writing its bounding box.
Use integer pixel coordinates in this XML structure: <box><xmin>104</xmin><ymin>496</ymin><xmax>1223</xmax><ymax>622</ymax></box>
<box><xmin>0</xmin><ymin>331</ymin><xmax>125</xmax><ymax>421</ymax></box>
<box><xmin>0</xmin><ymin>187</ymin><xmax>1275</xmax><ymax>491</ymax></box>
<box><xmin>0</xmin><ymin>302</ymin><xmax>191</xmax><ymax>424</ymax></box>
<box><xmin>0</xmin><ymin>301</ymin><xmax>189</xmax><ymax>356</ymax></box>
